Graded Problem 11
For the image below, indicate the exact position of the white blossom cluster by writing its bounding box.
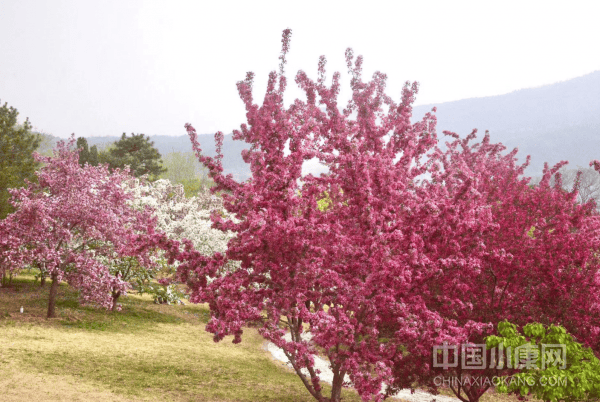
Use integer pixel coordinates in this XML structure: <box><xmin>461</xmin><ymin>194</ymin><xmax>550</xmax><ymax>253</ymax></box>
<box><xmin>123</xmin><ymin>177</ymin><xmax>236</xmax><ymax>259</ymax></box>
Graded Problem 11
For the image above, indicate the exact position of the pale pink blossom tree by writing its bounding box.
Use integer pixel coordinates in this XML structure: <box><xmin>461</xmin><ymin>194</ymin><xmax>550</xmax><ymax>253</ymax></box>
<box><xmin>0</xmin><ymin>136</ymin><xmax>158</xmax><ymax>318</ymax></box>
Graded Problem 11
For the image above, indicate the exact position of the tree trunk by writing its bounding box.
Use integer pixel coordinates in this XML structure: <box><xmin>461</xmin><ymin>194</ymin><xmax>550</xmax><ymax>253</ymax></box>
<box><xmin>330</xmin><ymin>369</ymin><xmax>345</xmax><ymax>402</ymax></box>
<box><xmin>39</xmin><ymin>262</ymin><xmax>47</xmax><ymax>287</ymax></box>
<box><xmin>111</xmin><ymin>290</ymin><xmax>121</xmax><ymax>311</ymax></box>
<box><xmin>47</xmin><ymin>272</ymin><xmax>59</xmax><ymax>318</ymax></box>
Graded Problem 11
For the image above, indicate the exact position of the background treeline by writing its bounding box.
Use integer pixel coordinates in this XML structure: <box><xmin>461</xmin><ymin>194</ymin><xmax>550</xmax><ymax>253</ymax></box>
<box><xmin>4</xmin><ymin>68</ymin><xmax>600</xmax><ymax>214</ymax></box>
<box><xmin>33</xmin><ymin>132</ymin><xmax>225</xmax><ymax>198</ymax></box>
<box><xmin>83</xmin><ymin>134</ymin><xmax>251</xmax><ymax>182</ymax></box>
<box><xmin>40</xmin><ymin>69</ymin><xmax>600</xmax><ymax>183</ymax></box>
<box><xmin>35</xmin><ymin>132</ymin><xmax>252</xmax><ymax>196</ymax></box>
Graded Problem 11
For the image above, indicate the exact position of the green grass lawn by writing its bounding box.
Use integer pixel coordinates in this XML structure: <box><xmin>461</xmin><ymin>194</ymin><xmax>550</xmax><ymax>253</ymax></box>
<box><xmin>0</xmin><ymin>272</ymin><xmax>366</xmax><ymax>402</ymax></box>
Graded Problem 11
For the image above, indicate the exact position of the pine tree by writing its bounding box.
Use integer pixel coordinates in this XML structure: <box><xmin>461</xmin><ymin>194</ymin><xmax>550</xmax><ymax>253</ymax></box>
<box><xmin>0</xmin><ymin>101</ymin><xmax>41</xmax><ymax>219</ymax></box>
<box><xmin>76</xmin><ymin>137</ymin><xmax>99</xmax><ymax>167</ymax></box>
<box><xmin>99</xmin><ymin>133</ymin><xmax>166</xmax><ymax>180</ymax></box>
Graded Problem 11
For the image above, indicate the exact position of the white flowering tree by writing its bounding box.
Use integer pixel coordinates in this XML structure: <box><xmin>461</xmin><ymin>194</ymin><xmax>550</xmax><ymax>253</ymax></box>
<box><xmin>110</xmin><ymin>176</ymin><xmax>236</xmax><ymax>305</ymax></box>
<box><xmin>126</xmin><ymin>177</ymin><xmax>232</xmax><ymax>255</ymax></box>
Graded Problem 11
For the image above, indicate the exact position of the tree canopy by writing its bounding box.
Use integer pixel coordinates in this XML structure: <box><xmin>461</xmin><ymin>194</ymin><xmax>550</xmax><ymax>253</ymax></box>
<box><xmin>158</xmin><ymin>150</ymin><xmax>214</xmax><ymax>197</ymax></box>
<box><xmin>0</xmin><ymin>136</ymin><xmax>159</xmax><ymax>317</ymax></box>
<box><xmin>99</xmin><ymin>132</ymin><xmax>166</xmax><ymax>180</ymax></box>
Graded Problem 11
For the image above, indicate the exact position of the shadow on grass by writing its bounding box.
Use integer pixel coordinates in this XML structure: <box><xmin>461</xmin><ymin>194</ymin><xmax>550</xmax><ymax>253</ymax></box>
<box><xmin>1</xmin><ymin>272</ymin><xmax>210</xmax><ymax>334</ymax></box>
<box><xmin>1</xmin><ymin>272</ymin><xmax>361</xmax><ymax>401</ymax></box>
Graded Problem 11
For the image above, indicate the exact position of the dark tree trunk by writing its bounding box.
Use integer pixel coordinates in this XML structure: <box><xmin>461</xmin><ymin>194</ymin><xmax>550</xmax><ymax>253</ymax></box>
<box><xmin>40</xmin><ymin>275</ymin><xmax>46</xmax><ymax>287</ymax></box>
<box><xmin>330</xmin><ymin>370</ymin><xmax>345</xmax><ymax>402</ymax></box>
<box><xmin>111</xmin><ymin>290</ymin><xmax>121</xmax><ymax>311</ymax></box>
<box><xmin>47</xmin><ymin>272</ymin><xmax>59</xmax><ymax>318</ymax></box>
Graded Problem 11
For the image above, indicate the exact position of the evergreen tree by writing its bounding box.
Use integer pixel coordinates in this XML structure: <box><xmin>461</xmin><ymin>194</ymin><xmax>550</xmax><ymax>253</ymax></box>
<box><xmin>99</xmin><ymin>133</ymin><xmax>166</xmax><ymax>180</ymax></box>
<box><xmin>76</xmin><ymin>137</ymin><xmax>99</xmax><ymax>167</ymax></box>
<box><xmin>0</xmin><ymin>101</ymin><xmax>41</xmax><ymax>219</ymax></box>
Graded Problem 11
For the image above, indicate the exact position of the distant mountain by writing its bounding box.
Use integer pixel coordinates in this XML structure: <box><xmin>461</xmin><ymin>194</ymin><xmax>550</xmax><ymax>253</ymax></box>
<box><xmin>35</xmin><ymin>70</ymin><xmax>599</xmax><ymax>181</ymax></box>
<box><xmin>412</xmin><ymin>70</ymin><xmax>600</xmax><ymax>177</ymax></box>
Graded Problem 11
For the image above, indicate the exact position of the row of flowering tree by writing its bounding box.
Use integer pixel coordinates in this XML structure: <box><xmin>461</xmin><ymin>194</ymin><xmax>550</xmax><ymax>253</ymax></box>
<box><xmin>3</xmin><ymin>28</ymin><xmax>599</xmax><ymax>402</ymax></box>
<box><xmin>130</xmin><ymin>29</ymin><xmax>600</xmax><ymax>402</ymax></box>
<box><xmin>0</xmin><ymin>135</ymin><xmax>236</xmax><ymax>315</ymax></box>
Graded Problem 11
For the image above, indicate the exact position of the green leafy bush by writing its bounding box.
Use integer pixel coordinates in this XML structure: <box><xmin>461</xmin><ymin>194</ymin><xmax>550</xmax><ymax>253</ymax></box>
<box><xmin>486</xmin><ymin>321</ymin><xmax>600</xmax><ymax>402</ymax></box>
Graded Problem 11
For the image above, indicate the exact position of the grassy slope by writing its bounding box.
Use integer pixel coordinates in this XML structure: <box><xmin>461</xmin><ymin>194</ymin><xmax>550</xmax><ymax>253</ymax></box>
<box><xmin>0</xmin><ymin>272</ymin><xmax>365</xmax><ymax>402</ymax></box>
<box><xmin>0</xmin><ymin>272</ymin><xmax>534</xmax><ymax>402</ymax></box>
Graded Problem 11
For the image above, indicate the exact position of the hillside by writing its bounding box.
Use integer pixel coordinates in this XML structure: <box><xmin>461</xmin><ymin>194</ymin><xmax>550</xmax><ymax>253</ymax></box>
<box><xmin>412</xmin><ymin>70</ymin><xmax>600</xmax><ymax>177</ymax></box>
<box><xmin>34</xmin><ymin>70</ymin><xmax>600</xmax><ymax>181</ymax></box>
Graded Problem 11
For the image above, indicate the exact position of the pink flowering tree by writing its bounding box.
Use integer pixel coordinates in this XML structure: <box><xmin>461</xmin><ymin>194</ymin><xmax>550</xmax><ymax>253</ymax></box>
<box><xmin>0</xmin><ymin>226</ymin><xmax>26</xmax><ymax>287</ymax></box>
<box><xmin>385</xmin><ymin>132</ymin><xmax>600</xmax><ymax>402</ymax></box>
<box><xmin>0</xmin><ymin>136</ymin><xmax>159</xmax><ymax>318</ymax></box>
<box><xmin>166</xmin><ymin>29</ymin><xmax>458</xmax><ymax>402</ymax></box>
<box><xmin>159</xmin><ymin>29</ymin><xmax>600</xmax><ymax>402</ymax></box>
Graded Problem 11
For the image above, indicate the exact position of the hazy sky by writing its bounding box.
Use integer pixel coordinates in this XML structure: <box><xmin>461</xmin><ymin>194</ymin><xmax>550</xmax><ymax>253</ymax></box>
<box><xmin>2</xmin><ymin>0</ymin><xmax>599</xmax><ymax>139</ymax></box>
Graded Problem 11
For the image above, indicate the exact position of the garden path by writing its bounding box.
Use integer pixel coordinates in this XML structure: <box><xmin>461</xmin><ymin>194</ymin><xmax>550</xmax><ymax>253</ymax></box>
<box><xmin>266</xmin><ymin>332</ymin><xmax>459</xmax><ymax>402</ymax></box>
